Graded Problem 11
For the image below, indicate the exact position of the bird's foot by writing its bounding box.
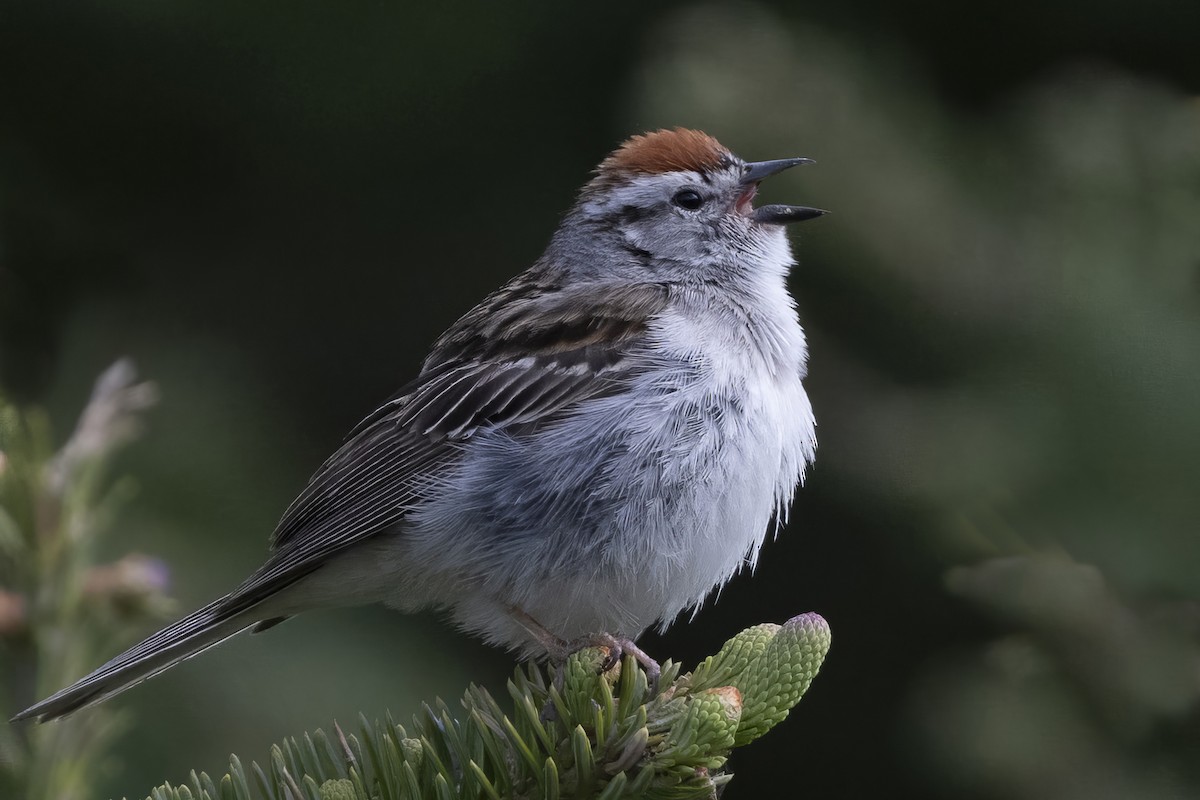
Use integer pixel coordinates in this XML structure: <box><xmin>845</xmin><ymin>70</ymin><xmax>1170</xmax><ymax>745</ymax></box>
<box><xmin>502</xmin><ymin>604</ymin><xmax>661</xmax><ymax>700</ymax></box>
<box><xmin>566</xmin><ymin>632</ymin><xmax>661</xmax><ymax>695</ymax></box>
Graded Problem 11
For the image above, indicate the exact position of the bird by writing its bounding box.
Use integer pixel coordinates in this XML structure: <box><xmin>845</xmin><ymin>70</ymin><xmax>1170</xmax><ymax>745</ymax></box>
<box><xmin>14</xmin><ymin>128</ymin><xmax>824</xmax><ymax>723</ymax></box>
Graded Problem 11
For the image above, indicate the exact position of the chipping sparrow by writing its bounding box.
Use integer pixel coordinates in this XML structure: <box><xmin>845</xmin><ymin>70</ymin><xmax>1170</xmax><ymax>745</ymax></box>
<box><xmin>15</xmin><ymin>128</ymin><xmax>824</xmax><ymax>722</ymax></box>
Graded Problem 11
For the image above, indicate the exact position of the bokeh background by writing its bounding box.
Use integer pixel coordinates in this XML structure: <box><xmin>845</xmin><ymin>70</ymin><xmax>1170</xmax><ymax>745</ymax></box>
<box><xmin>3</xmin><ymin>1</ymin><xmax>1199</xmax><ymax>797</ymax></box>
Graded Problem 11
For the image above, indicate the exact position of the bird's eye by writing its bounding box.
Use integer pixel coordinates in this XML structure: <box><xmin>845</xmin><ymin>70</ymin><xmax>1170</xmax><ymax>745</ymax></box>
<box><xmin>672</xmin><ymin>189</ymin><xmax>705</xmax><ymax>210</ymax></box>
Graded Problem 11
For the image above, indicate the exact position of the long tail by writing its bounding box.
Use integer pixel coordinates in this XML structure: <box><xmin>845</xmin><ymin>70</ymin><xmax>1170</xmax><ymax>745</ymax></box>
<box><xmin>12</xmin><ymin>596</ymin><xmax>263</xmax><ymax>723</ymax></box>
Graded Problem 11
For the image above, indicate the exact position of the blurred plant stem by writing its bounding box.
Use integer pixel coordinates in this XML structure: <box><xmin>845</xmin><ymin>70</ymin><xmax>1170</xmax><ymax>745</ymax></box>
<box><xmin>1</xmin><ymin>359</ymin><xmax>174</xmax><ymax>800</ymax></box>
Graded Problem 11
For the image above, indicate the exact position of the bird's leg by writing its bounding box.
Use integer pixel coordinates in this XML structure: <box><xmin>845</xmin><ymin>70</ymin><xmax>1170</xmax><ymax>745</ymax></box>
<box><xmin>504</xmin><ymin>603</ymin><xmax>570</xmax><ymax>658</ymax></box>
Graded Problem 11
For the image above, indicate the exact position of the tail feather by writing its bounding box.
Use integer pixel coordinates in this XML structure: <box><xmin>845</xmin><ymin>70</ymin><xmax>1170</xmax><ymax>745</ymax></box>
<box><xmin>11</xmin><ymin>596</ymin><xmax>259</xmax><ymax>723</ymax></box>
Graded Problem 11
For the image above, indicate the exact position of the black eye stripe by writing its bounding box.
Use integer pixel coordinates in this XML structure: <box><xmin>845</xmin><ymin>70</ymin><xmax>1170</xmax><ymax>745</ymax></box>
<box><xmin>617</xmin><ymin>204</ymin><xmax>648</xmax><ymax>224</ymax></box>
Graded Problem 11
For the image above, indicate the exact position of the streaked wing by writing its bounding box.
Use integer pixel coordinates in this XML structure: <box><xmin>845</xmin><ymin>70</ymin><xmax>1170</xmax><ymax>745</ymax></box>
<box><xmin>217</xmin><ymin>278</ymin><xmax>671</xmax><ymax>615</ymax></box>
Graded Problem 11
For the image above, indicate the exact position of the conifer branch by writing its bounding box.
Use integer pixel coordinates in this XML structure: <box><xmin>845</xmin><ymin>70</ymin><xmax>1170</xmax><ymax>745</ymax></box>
<box><xmin>143</xmin><ymin>616</ymin><xmax>830</xmax><ymax>800</ymax></box>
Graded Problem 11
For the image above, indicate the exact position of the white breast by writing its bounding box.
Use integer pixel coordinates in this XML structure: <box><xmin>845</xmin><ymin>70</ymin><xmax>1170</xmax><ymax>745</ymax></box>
<box><xmin>624</xmin><ymin>278</ymin><xmax>815</xmax><ymax>620</ymax></box>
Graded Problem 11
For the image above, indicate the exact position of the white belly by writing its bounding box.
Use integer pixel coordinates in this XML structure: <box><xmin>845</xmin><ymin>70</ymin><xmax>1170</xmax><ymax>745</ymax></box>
<box><xmin>524</xmin><ymin>367</ymin><xmax>813</xmax><ymax>640</ymax></box>
<box><xmin>391</xmin><ymin>297</ymin><xmax>815</xmax><ymax>651</ymax></box>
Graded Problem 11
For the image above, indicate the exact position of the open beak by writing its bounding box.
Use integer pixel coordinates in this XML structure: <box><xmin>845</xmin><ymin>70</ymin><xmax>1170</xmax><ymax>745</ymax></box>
<box><xmin>740</xmin><ymin>157</ymin><xmax>827</xmax><ymax>224</ymax></box>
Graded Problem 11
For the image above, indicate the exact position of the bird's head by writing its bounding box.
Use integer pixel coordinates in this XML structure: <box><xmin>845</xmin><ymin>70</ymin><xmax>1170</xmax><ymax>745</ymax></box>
<box><xmin>567</xmin><ymin>128</ymin><xmax>825</xmax><ymax>278</ymax></box>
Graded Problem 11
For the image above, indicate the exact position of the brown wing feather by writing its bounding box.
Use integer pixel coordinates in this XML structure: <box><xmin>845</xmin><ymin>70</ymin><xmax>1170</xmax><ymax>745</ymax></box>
<box><xmin>218</xmin><ymin>278</ymin><xmax>671</xmax><ymax>616</ymax></box>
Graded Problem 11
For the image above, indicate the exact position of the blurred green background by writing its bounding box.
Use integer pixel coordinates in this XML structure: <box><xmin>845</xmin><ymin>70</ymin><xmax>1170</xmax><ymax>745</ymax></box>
<box><xmin>2</xmin><ymin>0</ymin><xmax>1199</xmax><ymax>797</ymax></box>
